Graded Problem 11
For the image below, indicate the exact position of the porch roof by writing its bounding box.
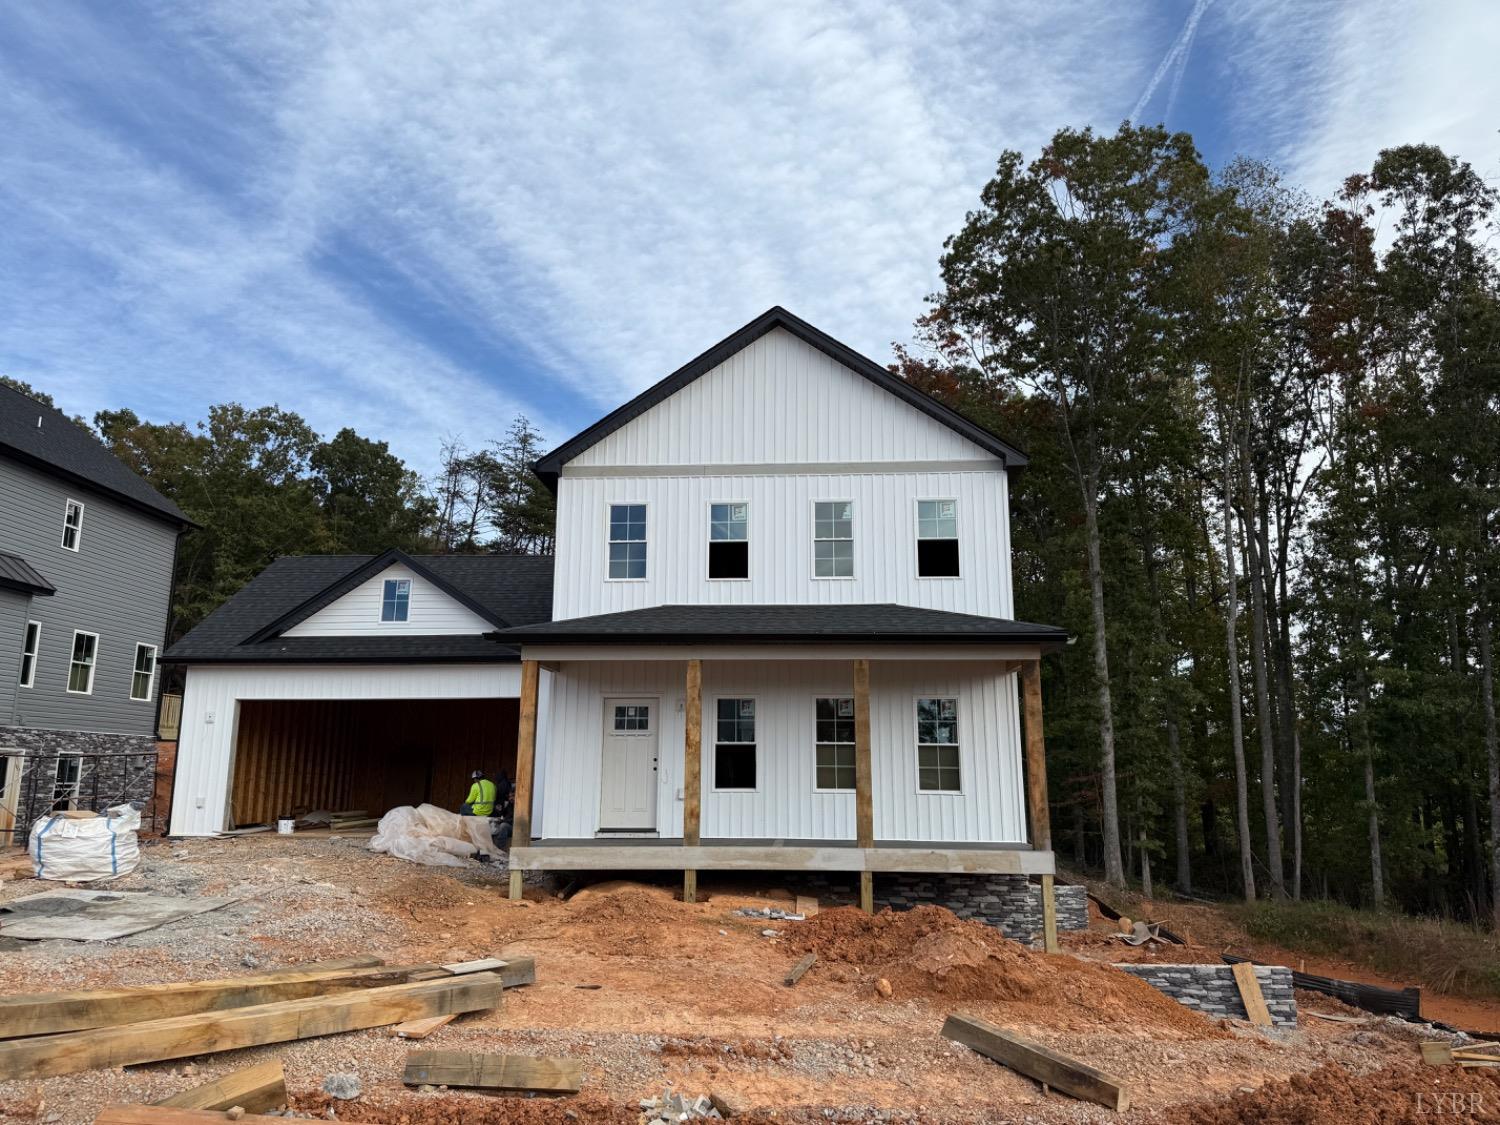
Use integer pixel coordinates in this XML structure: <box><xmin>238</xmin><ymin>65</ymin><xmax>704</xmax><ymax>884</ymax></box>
<box><xmin>493</xmin><ymin>603</ymin><xmax>1069</xmax><ymax>647</ymax></box>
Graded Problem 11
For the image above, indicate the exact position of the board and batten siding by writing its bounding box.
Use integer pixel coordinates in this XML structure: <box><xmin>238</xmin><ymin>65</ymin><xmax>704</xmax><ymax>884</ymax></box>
<box><xmin>169</xmin><ymin>662</ymin><xmax>527</xmax><ymax>836</ymax></box>
<box><xmin>0</xmin><ymin>457</ymin><xmax>176</xmax><ymax>735</ymax></box>
<box><xmin>284</xmin><ymin>562</ymin><xmax>494</xmax><ymax>636</ymax></box>
<box><xmin>535</xmin><ymin>659</ymin><xmax>1026</xmax><ymax>846</ymax></box>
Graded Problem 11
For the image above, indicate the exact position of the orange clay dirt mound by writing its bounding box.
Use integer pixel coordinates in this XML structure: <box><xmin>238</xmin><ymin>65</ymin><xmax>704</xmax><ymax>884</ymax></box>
<box><xmin>784</xmin><ymin>904</ymin><xmax>1224</xmax><ymax>1036</ymax></box>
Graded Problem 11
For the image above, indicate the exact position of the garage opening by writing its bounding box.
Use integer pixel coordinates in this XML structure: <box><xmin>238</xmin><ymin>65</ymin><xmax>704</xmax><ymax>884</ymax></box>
<box><xmin>227</xmin><ymin>699</ymin><xmax>518</xmax><ymax>828</ymax></box>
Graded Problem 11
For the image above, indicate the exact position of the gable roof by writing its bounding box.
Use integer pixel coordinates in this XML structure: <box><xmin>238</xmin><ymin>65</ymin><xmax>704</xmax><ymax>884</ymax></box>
<box><xmin>0</xmin><ymin>384</ymin><xmax>191</xmax><ymax>527</ymax></box>
<box><xmin>163</xmin><ymin>553</ymin><xmax>555</xmax><ymax>664</ymax></box>
<box><xmin>531</xmin><ymin>306</ymin><xmax>1028</xmax><ymax>489</ymax></box>
<box><xmin>0</xmin><ymin>551</ymin><xmax>55</xmax><ymax>597</ymax></box>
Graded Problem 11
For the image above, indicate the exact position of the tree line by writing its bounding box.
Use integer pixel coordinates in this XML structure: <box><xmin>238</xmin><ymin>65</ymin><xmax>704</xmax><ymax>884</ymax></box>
<box><xmin>895</xmin><ymin>124</ymin><xmax>1500</xmax><ymax>923</ymax></box>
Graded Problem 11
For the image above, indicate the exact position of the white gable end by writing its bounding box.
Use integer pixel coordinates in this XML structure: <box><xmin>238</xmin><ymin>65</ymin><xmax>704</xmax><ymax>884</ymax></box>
<box><xmin>567</xmin><ymin>327</ymin><xmax>1000</xmax><ymax>469</ymax></box>
<box><xmin>283</xmin><ymin>562</ymin><xmax>494</xmax><ymax>636</ymax></box>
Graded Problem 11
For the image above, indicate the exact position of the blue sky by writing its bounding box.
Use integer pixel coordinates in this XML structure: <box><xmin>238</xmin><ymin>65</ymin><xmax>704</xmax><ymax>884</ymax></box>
<box><xmin>2</xmin><ymin>1</ymin><xmax>1497</xmax><ymax>475</ymax></box>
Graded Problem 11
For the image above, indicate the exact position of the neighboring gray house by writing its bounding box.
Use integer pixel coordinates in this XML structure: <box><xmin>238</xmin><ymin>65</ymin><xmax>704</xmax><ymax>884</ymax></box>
<box><xmin>0</xmin><ymin>384</ymin><xmax>191</xmax><ymax>838</ymax></box>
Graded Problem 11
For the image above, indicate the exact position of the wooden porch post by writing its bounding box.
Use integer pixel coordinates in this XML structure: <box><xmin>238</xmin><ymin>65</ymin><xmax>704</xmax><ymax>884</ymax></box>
<box><xmin>508</xmin><ymin>658</ymin><xmax>540</xmax><ymax>901</ymax></box>
<box><xmin>683</xmin><ymin>658</ymin><xmax>702</xmax><ymax>903</ymax></box>
<box><xmin>1020</xmin><ymin>660</ymin><xmax>1057</xmax><ymax>951</ymax></box>
<box><xmin>853</xmin><ymin>658</ymin><xmax>874</xmax><ymax>913</ymax></box>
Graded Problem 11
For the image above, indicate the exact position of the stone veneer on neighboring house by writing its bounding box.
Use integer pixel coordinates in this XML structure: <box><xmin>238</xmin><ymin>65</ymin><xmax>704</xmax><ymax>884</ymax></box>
<box><xmin>1113</xmin><ymin>963</ymin><xmax>1298</xmax><ymax>1027</ymax></box>
<box><xmin>0</xmin><ymin>727</ymin><xmax>159</xmax><ymax>843</ymax></box>
<box><xmin>795</xmin><ymin>873</ymin><xmax>1090</xmax><ymax>942</ymax></box>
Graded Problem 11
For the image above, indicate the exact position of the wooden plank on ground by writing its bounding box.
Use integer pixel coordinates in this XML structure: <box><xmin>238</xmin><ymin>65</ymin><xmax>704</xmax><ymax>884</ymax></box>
<box><xmin>403</xmin><ymin>1050</ymin><xmax>582</xmax><ymax>1094</ymax></box>
<box><xmin>1231</xmin><ymin>961</ymin><xmax>1273</xmax><ymax>1027</ymax></box>
<box><xmin>941</xmin><ymin>1013</ymin><xmax>1130</xmax><ymax>1113</ymax></box>
<box><xmin>0</xmin><ymin>972</ymin><xmax>504</xmax><ymax>1081</ymax></box>
<box><xmin>1422</xmin><ymin>1041</ymin><xmax>1454</xmax><ymax>1066</ymax></box>
<box><xmin>390</xmin><ymin>1013</ymin><xmax>456</xmax><ymax>1040</ymax></box>
<box><xmin>155</xmin><ymin>1058</ymin><xmax>286</xmax><ymax>1112</ymax></box>
<box><xmin>795</xmin><ymin>895</ymin><xmax>819</xmax><ymax>917</ymax></box>
<box><xmin>0</xmin><ymin>957</ymin><xmax>388</xmax><ymax>1038</ymax></box>
<box><xmin>784</xmin><ymin>953</ymin><xmax>816</xmax><ymax>987</ymax></box>
<box><xmin>99</xmin><ymin>1107</ymin><xmax>290</xmax><ymax>1124</ymax></box>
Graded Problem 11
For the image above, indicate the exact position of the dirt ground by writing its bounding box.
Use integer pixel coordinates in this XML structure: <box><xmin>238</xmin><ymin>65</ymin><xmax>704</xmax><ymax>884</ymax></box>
<box><xmin>0</xmin><ymin>836</ymin><xmax>1491</xmax><ymax>1123</ymax></box>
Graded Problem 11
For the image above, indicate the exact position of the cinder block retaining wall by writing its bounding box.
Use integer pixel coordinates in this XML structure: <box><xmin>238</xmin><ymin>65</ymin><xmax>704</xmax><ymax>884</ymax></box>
<box><xmin>796</xmin><ymin>874</ymin><xmax>1089</xmax><ymax>942</ymax></box>
<box><xmin>1114</xmin><ymin>963</ymin><xmax>1297</xmax><ymax>1027</ymax></box>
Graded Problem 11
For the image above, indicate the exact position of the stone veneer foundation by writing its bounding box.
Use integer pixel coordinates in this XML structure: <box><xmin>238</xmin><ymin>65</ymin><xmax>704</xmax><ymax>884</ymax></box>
<box><xmin>1114</xmin><ymin>963</ymin><xmax>1298</xmax><ymax>1027</ymax></box>
<box><xmin>795</xmin><ymin>873</ymin><xmax>1089</xmax><ymax>942</ymax></box>
<box><xmin>0</xmin><ymin>727</ymin><xmax>159</xmax><ymax>842</ymax></box>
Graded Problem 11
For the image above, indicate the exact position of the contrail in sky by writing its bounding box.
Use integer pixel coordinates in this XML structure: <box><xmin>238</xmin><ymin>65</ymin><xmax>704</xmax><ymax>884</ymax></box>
<box><xmin>1131</xmin><ymin>0</ymin><xmax>1213</xmax><ymax>123</ymax></box>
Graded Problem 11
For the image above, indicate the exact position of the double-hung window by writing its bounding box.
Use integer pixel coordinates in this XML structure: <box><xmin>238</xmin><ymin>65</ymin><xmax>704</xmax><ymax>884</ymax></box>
<box><xmin>813</xmin><ymin>501</ymin><xmax>854</xmax><ymax>578</ymax></box>
<box><xmin>708</xmin><ymin>503</ymin><xmax>749</xmax><ymax>580</ymax></box>
<box><xmin>19</xmin><ymin>622</ymin><xmax>40</xmax><ymax>688</ymax></box>
<box><xmin>715</xmin><ymin>698</ymin><xmax>757</xmax><ymax>790</ymax></box>
<box><xmin>608</xmin><ymin>504</ymin><xmax>647</xmax><ymax>580</ymax></box>
<box><xmin>60</xmin><ymin>499</ymin><xmax>84</xmax><ymax>551</ymax></box>
<box><xmin>380</xmin><ymin>578</ymin><xmax>411</xmax><ymax>622</ymax></box>
<box><xmin>67</xmin><ymin>631</ymin><xmax>98</xmax><ymax>695</ymax></box>
<box><xmin>52</xmin><ymin>755</ymin><xmax>82</xmax><ymax>805</ymax></box>
<box><xmin>917</xmin><ymin>499</ymin><xmax>960</xmax><ymax>577</ymax></box>
<box><xmin>130</xmin><ymin>643</ymin><xmax>158</xmax><ymax>702</ymax></box>
<box><xmin>916</xmin><ymin>697</ymin><xmax>961</xmax><ymax>792</ymax></box>
<box><xmin>815</xmin><ymin>697</ymin><xmax>856</xmax><ymax>790</ymax></box>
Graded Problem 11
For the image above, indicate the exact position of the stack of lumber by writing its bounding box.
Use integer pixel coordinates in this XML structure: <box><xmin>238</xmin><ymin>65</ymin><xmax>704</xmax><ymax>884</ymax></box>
<box><xmin>1421</xmin><ymin>1040</ymin><xmax>1500</xmax><ymax>1068</ymax></box>
<box><xmin>0</xmin><ymin>954</ymin><xmax>535</xmax><ymax>1081</ymax></box>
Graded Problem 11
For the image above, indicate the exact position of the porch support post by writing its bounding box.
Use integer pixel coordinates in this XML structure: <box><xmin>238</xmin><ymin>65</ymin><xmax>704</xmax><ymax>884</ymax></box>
<box><xmin>509</xmin><ymin>658</ymin><xmax>540</xmax><ymax>901</ymax></box>
<box><xmin>683</xmin><ymin>658</ymin><xmax>702</xmax><ymax>903</ymax></box>
<box><xmin>1020</xmin><ymin>659</ymin><xmax>1057</xmax><ymax>951</ymax></box>
<box><xmin>854</xmin><ymin>658</ymin><xmax>874</xmax><ymax>913</ymax></box>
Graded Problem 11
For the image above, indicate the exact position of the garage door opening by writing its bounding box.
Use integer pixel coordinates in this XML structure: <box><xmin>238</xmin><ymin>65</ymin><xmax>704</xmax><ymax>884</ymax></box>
<box><xmin>227</xmin><ymin>698</ymin><xmax>518</xmax><ymax>828</ymax></box>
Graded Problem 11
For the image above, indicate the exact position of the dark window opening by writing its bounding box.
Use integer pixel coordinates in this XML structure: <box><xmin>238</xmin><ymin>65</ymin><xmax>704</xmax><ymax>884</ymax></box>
<box><xmin>709</xmin><ymin>540</ymin><xmax>749</xmax><ymax>579</ymax></box>
<box><xmin>917</xmin><ymin>538</ymin><xmax>960</xmax><ymax>577</ymax></box>
<box><xmin>715</xmin><ymin>744</ymin><xmax>757</xmax><ymax>789</ymax></box>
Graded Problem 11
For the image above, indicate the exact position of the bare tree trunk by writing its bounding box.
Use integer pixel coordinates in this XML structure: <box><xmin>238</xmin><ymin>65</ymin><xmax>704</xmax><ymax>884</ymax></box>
<box><xmin>1480</xmin><ymin>618</ymin><xmax>1500</xmax><ymax>931</ymax></box>
<box><xmin>1082</xmin><ymin>486</ymin><xmax>1125</xmax><ymax>887</ymax></box>
<box><xmin>1222</xmin><ymin>439</ymin><xmax>1256</xmax><ymax>902</ymax></box>
<box><xmin>1170</xmin><ymin>716</ymin><xmax>1191</xmax><ymax>894</ymax></box>
<box><xmin>1291</xmin><ymin>720</ymin><xmax>1304</xmax><ymax>900</ymax></box>
<box><xmin>1354</xmin><ymin>661</ymin><xmax>1384</xmax><ymax>909</ymax></box>
<box><xmin>1241</xmin><ymin>431</ymin><xmax>1285</xmax><ymax>896</ymax></box>
<box><xmin>1140</xmin><ymin>827</ymin><xmax>1154</xmax><ymax>900</ymax></box>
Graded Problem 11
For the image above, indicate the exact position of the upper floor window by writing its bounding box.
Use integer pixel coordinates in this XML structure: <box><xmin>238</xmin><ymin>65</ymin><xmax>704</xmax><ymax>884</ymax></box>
<box><xmin>917</xmin><ymin>697</ymin><xmax>961</xmax><ymax>792</ymax></box>
<box><xmin>815</xmin><ymin>696</ymin><xmax>856</xmax><ymax>791</ymax></box>
<box><xmin>60</xmin><ymin>499</ymin><xmax>84</xmax><ymax>551</ymax></box>
<box><xmin>380</xmin><ymin>578</ymin><xmax>411</xmax><ymax>622</ymax></box>
<box><xmin>708</xmin><ymin>502</ymin><xmax>749</xmax><ymax>580</ymax></box>
<box><xmin>715</xmin><ymin>697</ymin><xmax>757</xmax><ymax>790</ymax></box>
<box><xmin>130</xmin><ymin>643</ymin><xmax>158</xmax><ymax>702</ymax></box>
<box><xmin>609</xmin><ymin>504</ymin><xmax>647</xmax><ymax>580</ymax></box>
<box><xmin>917</xmin><ymin>499</ymin><xmax>960</xmax><ymax>577</ymax></box>
<box><xmin>67</xmin><ymin>631</ymin><xmax>98</xmax><ymax>695</ymax></box>
<box><xmin>19</xmin><ymin>622</ymin><xmax>40</xmax><ymax>688</ymax></box>
<box><xmin>813</xmin><ymin>501</ymin><xmax>854</xmax><ymax>579</ymax></box>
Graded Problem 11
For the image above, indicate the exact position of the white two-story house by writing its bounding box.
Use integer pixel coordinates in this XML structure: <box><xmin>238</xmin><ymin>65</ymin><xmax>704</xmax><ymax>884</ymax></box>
<box><xmin>164</xmin><ymin>308</ymin><xmax>1068</xmax><ymax>943</ymax></box>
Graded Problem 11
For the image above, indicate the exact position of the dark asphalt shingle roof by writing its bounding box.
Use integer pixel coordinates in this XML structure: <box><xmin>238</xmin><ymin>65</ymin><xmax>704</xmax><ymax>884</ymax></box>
<box><xmin>164</xmin><ymin>553</ymin><xmax>554</xmax><ymax>663</ymax></box>
<box><xmin>497</xmin><ymin>603</ymin><xmax>1070</xmax><ymax>646</ymax></box>
<box><xmin>0</xmin><ymin>384</ymin><xmax>190</xmax><ymax>525</ymax></box>
<box><xmin>0</xmin><ymin>551</ymin><xmax>56</xmax><ymax>596</ymax></box>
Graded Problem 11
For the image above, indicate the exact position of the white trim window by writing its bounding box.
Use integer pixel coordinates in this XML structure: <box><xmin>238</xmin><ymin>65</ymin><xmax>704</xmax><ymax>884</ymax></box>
<box><xmin>814</xmin><ymin>696</ymin><xmax>856</xmax><ymax>791</ymax></box>
<box><xmin>380</xmin><ymin>578</ymin><xmax>411</xmax><ymax>622</ymax></box>
<box><xmin>60</xmin><ymin>499</ymin><xmax>84</xmax><ymax>551</ymax></box>
<box><xmin>708</xmin><ymin>502</ymin><xmax>749</xmax><ymax>580</ymax></box>
<box><xmin>813</xmin><ymin>501</ymin><xmax>854</xmax><ymax>578</ymax></box>
<box><xmin>714</xmin><ymin>697</ymin><xmax>757</xmax><ymax>790</ymax></box>
<box><xmin>608</xmin><ymin>504</ymin><xmax>648</xmax><ymax>580</ymax></box>
<box><xmin>916</xmin><ymin>697</ymin><xmax>961</xmax><ymax>792</ymax></box>
<box><xmin>130</xmin><ymin>643</ymin><xmax>158</xmax><ymax>702</ymax></box>
<box><xmin>916</xmin><ymin>499</ymin><xmax>960</xmax><ymax>578</ymax></box>
<box><xmin>67</xmin><ymin>631</ymin><xmax>98</xmax><ymax>695</ymax></box>
<box><xmin>52</xmin><ymin>754</ymin><xmax>82</xmax><ymax>805</ymax></box>
<box><xmin>19</xmin><ymin>621</ymin><xmax>40</xmax><ymax>688</ymax></box>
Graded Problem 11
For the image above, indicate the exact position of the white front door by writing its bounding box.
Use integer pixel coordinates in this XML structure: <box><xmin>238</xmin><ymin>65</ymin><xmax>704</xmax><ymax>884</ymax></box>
<box><xmin>599</xmin><ymin>698</ymin><xmax>658</xmax><ymax>831</ymax></box>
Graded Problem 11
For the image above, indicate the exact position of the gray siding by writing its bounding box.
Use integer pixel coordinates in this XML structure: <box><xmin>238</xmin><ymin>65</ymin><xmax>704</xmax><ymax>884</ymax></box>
<box><xmin>0</xmin><ymin>589</ymin><xmax>27</xmax><ymax>724</ymax></box>
<box><xmin>0</xmin><ymin>456</ymin><xmax>176</xmax><ymax>736</ymax></box>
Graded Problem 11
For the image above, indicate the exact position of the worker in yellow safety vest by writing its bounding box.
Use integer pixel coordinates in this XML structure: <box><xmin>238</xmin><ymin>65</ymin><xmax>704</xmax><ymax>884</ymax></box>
<box><xmin>460</xmin><ymin>770</ymin><xmax>497</xmax><ymax>817</ymax></box>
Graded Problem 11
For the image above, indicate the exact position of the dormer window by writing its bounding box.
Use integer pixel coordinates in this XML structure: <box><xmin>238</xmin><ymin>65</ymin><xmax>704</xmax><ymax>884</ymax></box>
<box><xmin>60</xmin><ymin>499</ymin><xmax>84</xmax><ymax>551</ymax></box>
<box><xmin>380</xmin><ymin>578</ymin><xmax>411</xmax><ymax>622</ymax></box>
<box><xmin>608</xmin><ymin>504</ymin><xmax>647</xmax><ymax>580</ymax></box>
<box><xmin>708</xmin><ymin>503</ymin><xmax>749</xmax><ymax>580</ymax></box>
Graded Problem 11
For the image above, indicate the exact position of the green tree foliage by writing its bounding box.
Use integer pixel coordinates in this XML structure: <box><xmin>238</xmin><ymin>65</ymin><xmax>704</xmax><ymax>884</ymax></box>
<box><xmin>311</xmin><ymin>428</ymin><xmax>434</xmax><ymax>554</ymax></box>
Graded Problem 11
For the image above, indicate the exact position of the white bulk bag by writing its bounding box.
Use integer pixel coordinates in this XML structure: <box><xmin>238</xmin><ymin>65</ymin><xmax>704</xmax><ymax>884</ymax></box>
<box><xmin>29</xmin><ymin>804</ymin><xmax>142</xmax><ymax>882</ymax></box>
<box><xmin>367</xmin><ymin>803</ymin><xmax>502</xmax><ymax>868</ymax></box>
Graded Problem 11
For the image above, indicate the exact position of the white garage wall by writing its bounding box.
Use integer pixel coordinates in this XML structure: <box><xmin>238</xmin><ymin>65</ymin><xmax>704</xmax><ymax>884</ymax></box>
<box><xmin>170</xmin><ymin>663</ymin><xmax>522</xmax><ymax>836</ymax></box>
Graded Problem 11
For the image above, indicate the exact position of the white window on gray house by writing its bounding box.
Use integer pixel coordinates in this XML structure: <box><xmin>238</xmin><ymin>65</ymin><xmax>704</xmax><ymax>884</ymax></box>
<box><xmin>917</xmin><ymin>499</ymin><xmax>960</xmax><ymax>577</ymax></box>
<box><xmin>715</xmin><ymin>698</ymin><xmax>757</xmax><ymax>790</ymax></box>
<box><xmin>608</xmin><ymin>504</ymin><xmax>647</xmax><ymax>580</ymax></box>
<box><xmin>19</xmin><ymin>621</ymin><xmax>40</xmax><ymax>688</ymax></box>
<box><xmin>130</xmin><ymin>643</ymin><xmax>158</xmax><ymax>702</ymax></box>
<box><xmin>67</xmin><ymin>631</ymin><xmax>98</xmax><ymax>694</ymax></box>
<box><xmin>815</xmin><ymin>696</ymin><xmax>856</xmax><ymax>790</ymax></box>
<box><xmin>52</xmin><ymin>755</ymin><xmax>82</xmax><ymax>805</ymax></box>
<box><xmin>60</xmin><ymin>499</ymin><xmax>84</xmax><ymax>551</ymax></box>
<box><xmin>380</xmin><ymin>578</ymin><xmax>411</xmax><ymax>622</ymax></box>
<box><xmin>708</xmin><ymin>502</ymin><xmax>749</xmax><ymax>580</ymax></box>
<box><xmin>917</xmin><ymin>697</ymin><xmax>961</xmax><ymax>792</ymax></box>
<box><xmin>814</xmin><ymin>501</ymin><xmax>854</xmax><ymax>578</ymax></box>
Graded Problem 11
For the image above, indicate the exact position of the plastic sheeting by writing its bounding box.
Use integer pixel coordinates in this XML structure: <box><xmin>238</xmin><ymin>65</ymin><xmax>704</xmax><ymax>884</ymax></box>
<box><xmin>367</xmin><ymin>803</ymin><xmax>502</xmax><ymax>868</ymax></box>
<box><xmin>29</xmin><ymin>804</ymin><xmax>142</xmax><ymax>882</ymax></box>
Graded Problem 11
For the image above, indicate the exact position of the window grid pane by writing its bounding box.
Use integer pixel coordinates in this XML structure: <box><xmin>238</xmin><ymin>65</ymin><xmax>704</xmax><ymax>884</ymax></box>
<box><xmin>381</xmin><ymin>579</ymin><xmax>411</xmax><ymax>622</ymax></box>
<box><xmin>131</xmin><ymin>644</ymin><xmax>156</xmax><ymax>701</ymax></box>
<box><xmin>716</xmin><ymin>698</ymin><xmax>755</xmax><ymax>743</ymax></box>
<box><xmin>709</xmin><ymin>503</ymin><xmax>748</xmax><ymax>541</ymax></box>
<box><xmin>917</xmin><ymin>698</ymin><xmax>960</xmax><ymax>791</ymax></box>
<box><xmin>609</xmin><ymin>505</ymin><xmax>647</xmax><ymax>578</ymax></box>
<box><xmin>917</xmin><ymin>499</ymin><xmax>959</xmax><ymax>540</ymax></box>
<box><xmin>19</xmin><ymin>623</ymin><xmax>39</xmax><ymax>687</ymax></box>
<box><xmin>69</xmin><ymin>634</ymin><xmax>96</xmax><ymax>693</ymax></box>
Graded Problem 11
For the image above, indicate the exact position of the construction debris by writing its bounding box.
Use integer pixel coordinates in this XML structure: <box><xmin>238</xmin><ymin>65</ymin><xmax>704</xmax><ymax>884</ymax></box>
<box><xmin>367</xmin><ymin>804</ymin><xmax>503</xmax><ymax>867</ymax></box>
<box><xmin>0</xmin><ymin>888</ymin><xmax>239</xmax><ymax>942</ymax></box>
<box><xmin>737</xmin><ymin>906</ymin><xmax>805</xmax><ymax>922</ymax></box>
<box><xmin>153</xmin><ymin>1058</ymin><xmax>287</xmax><ymax>1113</ymax></box>
<box><xmin>322</xmin><ymin>1072</ymin><xmax>363</xmax><ymax>1098</ymax></box>
<box><xmin>640</xmin><ymin>1089</ymin><xmax>723</xmax><ymax>1121</ymax></box>
<box><xmin>1119</xmin><ymin>920</ymin><xmax>1166</xmax><ymax>946</ymax></box>
<box><xmin>389</xmin><ymin>1012</ymin><xmax>457</xmax><ymax>1039</ymax></box>
<box><xmin>402</xmin><ymin>1049</ymin><xmax>582</xmax><ymax>1094</ymax></box>
<box><xmin>784</xmin><ymin>952</ymin><xmax>816</xmax><ymax>987</ymax></box>
<box><xmin>1420</xmin><ymin>1039</ymin><xmax>1500</xmax><ymax>1067</ymax></box>
<box><xmin>941</xmin><ymin>1013</ymin><xmax>1132</xmax><ymax>1113</ymax></box>
<box><xmin>1230</xmin><ymin>960</ymin><xmax>1274</xmax><ymax>1027</ymax></box>
<box><xmin>28</xmin><ymin>803</ymin><xmax>142</xmax><ymax>881</ymax></box>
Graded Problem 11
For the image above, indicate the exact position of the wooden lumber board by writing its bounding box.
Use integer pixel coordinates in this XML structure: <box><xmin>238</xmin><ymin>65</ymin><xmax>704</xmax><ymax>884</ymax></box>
<box><xmin>795</xmin><ymin>894</ymin><xmax>819</xmax><ymax>917</ymax></box>
<box><xmin>390</xmin><ymin>1013</ymin><xmax>457</xmax><ymax>1039</ymax></box>
<box><xmin>155</xmin><ymin>1059</ymin><xmax>286</xmax><ymax>1112</ymax></box>
<box><xmin>784</xmin><ymin>953</ymin><xmax>816</xmax><ymax>987</ymax></box>
<box><xmin>1231</xmin><ymin>961</ymin><xmax>1274</xmax><ymax>1027</ymax></box>
<box><xmin>0</xmin><ymin>972</ymin><xmax>504</xmax><ymax>1081</ymax></box>
<box><xmin>0</xmin><ymin>957</ymin><xmax>389</xmax><ymax>1038</ymax></box>
<box><xmin>99</xmin><ymin>1107</ymin><xmax>289</xmax><ymax>1123</ymax></box>
<box><xmin>403</xmin><ymin>1050</ymin><xmax>582</xmax><ymax>1093</ymax></box>
<box><xmin>941</xmin><ymin>1013</ymin><xmax>1130</xmax><ymax>1113</ymax></box>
